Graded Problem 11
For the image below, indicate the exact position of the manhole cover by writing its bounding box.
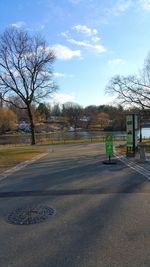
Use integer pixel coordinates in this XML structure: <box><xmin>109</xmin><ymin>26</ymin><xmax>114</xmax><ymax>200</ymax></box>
<box><xmin>7</xmin><ymin>206</ymin><xmax>55</xmax><ymax>225</ymax></box>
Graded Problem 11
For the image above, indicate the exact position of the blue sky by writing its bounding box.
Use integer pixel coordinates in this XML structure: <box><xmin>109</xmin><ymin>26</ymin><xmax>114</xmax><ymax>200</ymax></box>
<box><xmin>0</xmin><ymin>0</ymin><xmax>150</xmax><ymax>107</ymax></box>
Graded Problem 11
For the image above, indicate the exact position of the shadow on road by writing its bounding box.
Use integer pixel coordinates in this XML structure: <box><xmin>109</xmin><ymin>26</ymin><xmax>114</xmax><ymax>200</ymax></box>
<box><xmin>0</xmin><ymin>145</ymin><xmax>150</xmax><ymax>267</ymax></box>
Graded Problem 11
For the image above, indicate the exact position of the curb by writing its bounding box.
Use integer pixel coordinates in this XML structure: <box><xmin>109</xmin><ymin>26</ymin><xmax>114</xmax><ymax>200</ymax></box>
<box><xmin>0</xmin><ymin>152</ymin><xmax>48</xmax><ymax>182</ymax></box>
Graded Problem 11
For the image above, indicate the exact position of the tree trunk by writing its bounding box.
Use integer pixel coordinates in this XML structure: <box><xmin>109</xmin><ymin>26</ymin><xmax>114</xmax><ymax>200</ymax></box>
<box><xmin>27</xmin><ymin>105</ymin><xmax>36</xmax><ymax>145</ymax></box>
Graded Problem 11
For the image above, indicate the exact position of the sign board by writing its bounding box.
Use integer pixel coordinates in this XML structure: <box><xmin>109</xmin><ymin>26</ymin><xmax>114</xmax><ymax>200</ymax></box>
<box><xmin>126</xmin><ymin>115</ymin><xmax>134</xmax><ymax>147</ymax></box>
<box><xmin>126</xmin><ymin>114</ymin><xmax>139</xmax><ymax>152</ymax></box>
<box><xmin>105</xmin><ymin>134</ymin><xmax>113</xmax><ymax>157</ymax></box>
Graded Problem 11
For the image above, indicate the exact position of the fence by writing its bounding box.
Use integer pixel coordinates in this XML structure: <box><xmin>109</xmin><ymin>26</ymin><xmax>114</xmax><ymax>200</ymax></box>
<box><xmin>0</xmin><ymin>132</ymin><xmax>127</xmax><ymax>146</ymax></box>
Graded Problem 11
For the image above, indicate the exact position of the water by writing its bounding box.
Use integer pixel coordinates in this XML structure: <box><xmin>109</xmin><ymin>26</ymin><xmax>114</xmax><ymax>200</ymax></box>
<box><xmin>0</xmin><ymin>131</ymin><xmax>126</xmax><ymax>145</ymax></box>
<box><xmin>142</xmin><ymin>127</ymin><xmax>150</xmax><ymax>138</ymax></box>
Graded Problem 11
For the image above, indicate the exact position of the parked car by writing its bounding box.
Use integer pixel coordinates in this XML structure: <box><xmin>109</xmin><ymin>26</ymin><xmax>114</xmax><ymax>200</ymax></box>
<box><xmin>18</xmin><ymin>121</ymin><xmax>31</xmax><ymax>132</ymax></box>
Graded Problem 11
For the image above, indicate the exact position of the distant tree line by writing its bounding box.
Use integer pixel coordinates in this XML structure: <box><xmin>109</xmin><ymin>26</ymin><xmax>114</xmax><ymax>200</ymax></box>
<box><xmin>2</xmin><ymin>97</ymin><xmax>150</xmax><ymax>135</ymax></box>
<box><xmin>24</xmin><ymin>101</ymin><xmax>127</xmax><ymax>131</ymax></box>
<box><xmin>0</xmin><ymin>98</ymin><xmax>128</xmax><ymax>134</ymax></box>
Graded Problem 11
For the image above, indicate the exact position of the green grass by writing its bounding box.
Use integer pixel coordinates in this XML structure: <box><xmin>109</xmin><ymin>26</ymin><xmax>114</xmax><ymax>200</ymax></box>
<box><xmin>38</xmin><ymin>137</ymin><xmax>126</xmax><ymax>146</ymax></box>
<box><xmin>38</xmin><ymin>138</ymin><xmax>102</xmax><ymax>145</ymax></box>
<box><xmin>0</xmin><ymin>147</ymin><xmax>47</xmax><ymax>172</ymax></box>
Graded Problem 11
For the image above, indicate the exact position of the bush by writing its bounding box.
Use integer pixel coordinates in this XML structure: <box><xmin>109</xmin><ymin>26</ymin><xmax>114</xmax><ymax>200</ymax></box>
<box><xmin>0</xmin><ymin>108</ymin><xmax>17</xmax><ymax>134</ymax></box>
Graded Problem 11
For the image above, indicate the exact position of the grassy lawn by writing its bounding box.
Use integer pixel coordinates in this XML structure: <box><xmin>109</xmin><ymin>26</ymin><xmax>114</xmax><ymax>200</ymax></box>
<box><xmin>0</xmin><ymin>147</ymin><xmax>47</xmax><ymax>172</ymax></box>
<box><xmin>38</xmin><ymin>137</ymin><xmax>126</xmax><ymax>146</ymax></box>
<box><xmin>39</xmin><ymin>138</ymin><xmax>103</xmax><ymax>145</ymax></box>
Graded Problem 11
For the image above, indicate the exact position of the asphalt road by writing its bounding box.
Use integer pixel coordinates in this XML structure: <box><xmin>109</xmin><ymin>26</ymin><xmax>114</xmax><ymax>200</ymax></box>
<box><xmin>0</xmin><ymin>143</ymin><xmax>150</xmax><ymax>267</ymax></box>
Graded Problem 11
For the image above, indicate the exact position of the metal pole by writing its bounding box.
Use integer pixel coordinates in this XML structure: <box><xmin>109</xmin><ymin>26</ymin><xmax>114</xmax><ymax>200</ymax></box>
<box><xmin>132</xmin><ymin>114</ymin><xmax>135</xmax><ymax>154</ymax></box>
<box><xmin>139</xmin><ymin>115</ymin><xmax>142</xmax><ymax>142</ymax></box>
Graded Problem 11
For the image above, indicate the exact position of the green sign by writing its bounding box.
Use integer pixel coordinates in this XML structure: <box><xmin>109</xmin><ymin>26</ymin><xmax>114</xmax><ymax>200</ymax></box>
<box><xmin>105</xmin><ymin>134</ymin><xmax>113</xmax><ymax>156</ymax></box>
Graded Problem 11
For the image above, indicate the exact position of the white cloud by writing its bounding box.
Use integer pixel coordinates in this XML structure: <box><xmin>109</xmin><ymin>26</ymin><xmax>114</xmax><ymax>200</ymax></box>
<box><xmin>51</xmin><ymin>92</ymin><xmax>76</xmax><ymax>104</ymax></box>
<box><xmin>91</xmin><ymin>36</ymin><xmax>100</xmax><ymax>43</ymax></box>
<box><xmin>95</xmin><ymin>95</ymin><xmax>117</xmax><ymax>106</ymax></box>
<box><xmin>68</xmin><ymin>38</ymin><xmax>106</xmax><ymax>53</ymax></box>
<box><xmin>53</xmin><ymin>72</ymin><xmax>75</xmax><ymax>78</ymax></box>
<box><xmin>51</xmin><ymin>44</ymin><xmax>81</xmax><ymax>60</ymax></box>
<box><xmin>61</xmin><ymin>24</ymin><xmax>107</xmax><ymax>54</ymax></box>
<box><xmin>72</xmin><ymin>25</ymin><xmax>98</xmax><ymax>36</ymax></box>
<box><xmin>139</xmin><ymin>0</ymin><xmax>150</xmax><ymax>10</ymax></box>
<box><xmin>108</xmin><ymin>58</ymin><xmax>126</xmax><ymax>65</ymax></box>
<box><xmin>109</xmin><ymin>0</ymin><xmax>132</xmax><ymax>16</ymax></box>
<box><xmin>61</xmin><ymin>31</ymin><xmax>69</xmax><ymax>38</ymax></box>
<box><xmin>11</xmin><ymin>21</ymin><xmax>26</xmax><ymax>28</ymax></box>
<box><xmin>69</xmin><ymin>0</ymin><xmax>82</xmax><ymax>4</ymax></box>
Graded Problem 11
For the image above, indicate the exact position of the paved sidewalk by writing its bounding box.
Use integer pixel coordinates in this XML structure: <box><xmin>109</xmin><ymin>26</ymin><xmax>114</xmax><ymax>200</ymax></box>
<box><xmin>115</xmin><ymin>152</ymin><xmax>150</xmax><ymax>181</ymax></box>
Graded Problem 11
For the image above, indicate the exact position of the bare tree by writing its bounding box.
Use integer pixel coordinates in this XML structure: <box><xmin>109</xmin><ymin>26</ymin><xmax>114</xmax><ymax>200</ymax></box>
<box><xmin>106</xmin><ymin>75</ymin><xmax>150</xmax><ymax>109</ymax></box>
<box><xmin>96</xmin><ymin>112</ymin><xmax>109</xmax><ymax>129</ymax></box>
<box><xmin>0</xmin><ymin>27</ymin><xmax>56</xmax><ymax>144</ymax></box>
<box><xmin>62</xmin><ymin>102</ymin><xmax>83</xmax><ymax>130</ymax></box>
<box><xmin>106</xmin><ymin>53</ymin><xmax>150</xmax><ymax>110</ymax></box>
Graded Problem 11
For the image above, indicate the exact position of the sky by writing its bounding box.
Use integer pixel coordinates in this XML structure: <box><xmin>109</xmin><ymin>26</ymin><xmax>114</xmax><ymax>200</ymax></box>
<box><xmin>0</xmin><ymin>0</ymin><xmax>150</xmax><ymax>107</ymax></box>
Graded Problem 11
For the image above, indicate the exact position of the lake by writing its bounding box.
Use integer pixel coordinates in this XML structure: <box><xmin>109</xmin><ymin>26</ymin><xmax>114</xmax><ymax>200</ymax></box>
<box><xmin>0</xmin><ymin>128</ymin><xmax>149</xmax><ymax>145</ymax></box>
<box><xmin>0</xmin><ymin>130</ymin><xmax>126</xmax><ymax>145</ymax></box>
<box><xmin>142</xmin><ymin>127</ymin><xmax>150</xmax><ymax>138</ymax></box>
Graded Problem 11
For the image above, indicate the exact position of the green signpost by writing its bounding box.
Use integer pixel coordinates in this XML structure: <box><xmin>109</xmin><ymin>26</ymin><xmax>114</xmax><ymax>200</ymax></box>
<box><xmin>105</xmin><ymin>133</ymin><xmax>113</xmax><ymax>161</ymax></box>
<box><xmin>103</xmin><ymin>133</ymin><xmax>116</xmax><ymax>165</ymax></box>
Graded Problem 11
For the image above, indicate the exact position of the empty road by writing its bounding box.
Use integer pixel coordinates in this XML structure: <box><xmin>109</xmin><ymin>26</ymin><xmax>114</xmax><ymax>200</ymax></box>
<box><xmin>0</xmin><ymin>143</ymin><xmax>150</xmax><ymax>267</ymax></box>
